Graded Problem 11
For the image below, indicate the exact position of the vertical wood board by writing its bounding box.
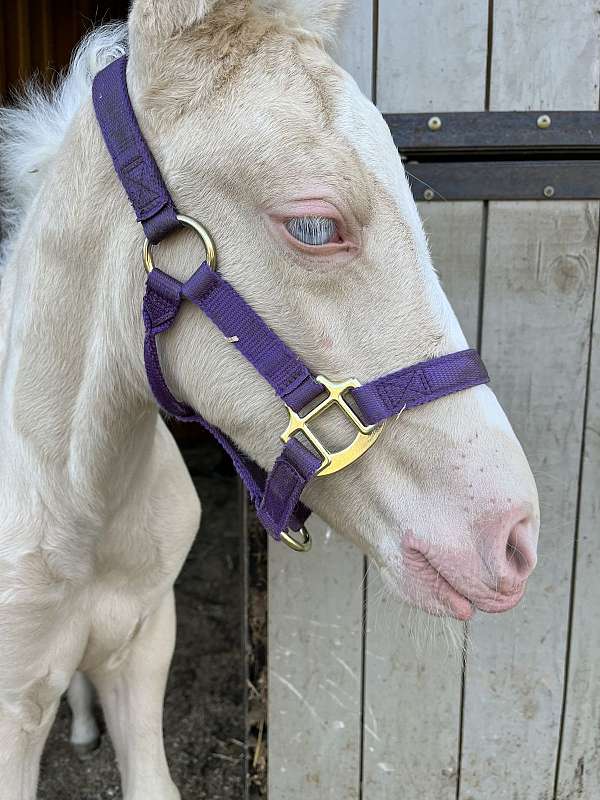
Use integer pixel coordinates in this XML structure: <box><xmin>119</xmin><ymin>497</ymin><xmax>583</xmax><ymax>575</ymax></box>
<box><xmin>363</xmin><ymin>2</ymin><xmax>489</xmax><ymax>791</ymax></box>
<box><xmin>268</xmin><ymin>521</ymin><xmax>365</xmax><ymax>800</ymax></box>
<box><xmin>361</xmin><ymin>202</ymin><xmax>484</xmax><ymax>800</ymax></box>
<box><xmin>555</xmin><ymin>236</ymin><xmax>600</xmax><ymax>799</ymax></box>
<box><xmin>337</xmin><ymin>0</ymin><xmax>373</xmax><ymax>98</ymax></box>
<box><xmin>417</xmin><ymin>202</ymin><xmax>484</xmax><ymax>348</ymax></box>
<box><xmin>459</xmin><ymin>4</ymin><xmax>600</xmax><ymax>797</ymax></box>
<box><xmin>459</xmin><ymin>201</ymin><xmax>599</xmax><ymax>800</ymax></box>
<box><xmin>268</xmin><ymin>4</ymin><xmax>373</xmax><ymax>797</ymax></box>
<box><xmin>490</xmin><ymin>0</ymin><xmax>600</xmax><ymax>111</ymax></box>
<box><xmin>377</xmin><ymin>0</ymin><xmax>489</xmax><ymax>112</ymax></box>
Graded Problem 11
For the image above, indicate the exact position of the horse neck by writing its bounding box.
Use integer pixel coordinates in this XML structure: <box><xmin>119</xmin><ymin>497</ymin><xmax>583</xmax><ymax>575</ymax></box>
<box><xmin>0</xmin><ymin>127</ymin><xmax>157</xmax><ymax>519</ymax></box>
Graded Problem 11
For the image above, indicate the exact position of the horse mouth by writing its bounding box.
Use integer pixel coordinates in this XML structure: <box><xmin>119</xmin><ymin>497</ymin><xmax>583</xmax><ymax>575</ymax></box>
<box><xmin>400</xmin><ymin>544</ymin><xmax>526</xmax><ymax>620</ymax></box>
<box><xmin>407</xmin><ymin>554</ymin><xmax>475</xmax><ymax>620</ymax></box>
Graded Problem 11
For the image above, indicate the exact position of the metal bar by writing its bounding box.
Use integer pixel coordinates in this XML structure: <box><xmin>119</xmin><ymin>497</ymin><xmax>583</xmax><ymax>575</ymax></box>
<box><xmin>385</xmin><ymin>111</ymin><xmax>600</xmax><ymax>156</ymax></box>
<box><xmin>406</xmin><ymin>160</ymin><xmax>600</xmax><ymax>202</ymax></box>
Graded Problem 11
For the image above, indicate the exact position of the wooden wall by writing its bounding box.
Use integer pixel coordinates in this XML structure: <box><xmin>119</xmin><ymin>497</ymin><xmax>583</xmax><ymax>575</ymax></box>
<box><xmin>268</xmin><ymin>2</ymin><xmax>600</xmax><ymax>799</ymax></box>
<box><xmin>0</xmin><ymin>0</ymin><xmax>129</xmax><ymax>97</ymax></box>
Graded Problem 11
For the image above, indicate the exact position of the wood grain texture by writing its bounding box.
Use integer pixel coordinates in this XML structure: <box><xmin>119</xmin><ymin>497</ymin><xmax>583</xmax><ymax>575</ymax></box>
<box><xmin>268</xmin><ymin>4</ymin><xmax>372</xmax><ymax>796</ymax></box>
<box><xmin>490</xmin><ymin>0</ymin><xmax>600</xmax><ymax>111</ymax></box>
<box><xmin>555</xmin><ymin>239</ymin><xmax>600</xmax><ymax>799</ymax></box>
<box><xmin>362</xmin><ymin>586</ymin><xmax>466</xmax><ymax>800</ymax></box>
<box><xmin>0</xmin><ymin>1</ymin><xmax>131</xmax><ymax>96</ymax></box>
<box><xmin>361</xmin><ymin>5</ymin><xmax>488</xmax><ymax>795</ymax></box>
<box><xmin>15</xmin><ymin>0</ymin><xmax>31</xmax><ymax>77</ymax></box>
<box><xmin>268</xmin><ymin>520</ymin><xmax>364</xmax><ymax>800</ymax></box>
<box><xmin>458</xmin><ymin>201</ymin><xmax>598</xmax><ymax>800</ymax></box>
<box><xmin>377</xmin><ymin>0</ymin><xmax>489</xmax><ymax>113</ymax></box>
<box><xmin>336</xmin><ymin>0</ymin><xmax>373</xmax><ymax>98</ymax></box>
<box><xmin>361</xmin><ymin>203</ymin><xmax>482</xmax><ymax>800</ymax></box>
<box><xmin>458</xmin><ymin>5</ymin><xmax>600</xmax><ymax>798</ymax></box>
<box><xmin>29</xmin><ymin>0</ymin><xmax>53</xmax><ymax>77</ymax></box>
<box><xmin>417</xmin><ymin>202</ymin><xmax>484</xmax><ymax>347</ymax></box>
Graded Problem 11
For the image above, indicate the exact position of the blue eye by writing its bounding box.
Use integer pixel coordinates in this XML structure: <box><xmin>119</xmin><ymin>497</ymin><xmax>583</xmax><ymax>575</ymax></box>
<box><xmin>285</xmin><ymin>216</ymin><xmax>339</xmax><ymax>246</ymax></box>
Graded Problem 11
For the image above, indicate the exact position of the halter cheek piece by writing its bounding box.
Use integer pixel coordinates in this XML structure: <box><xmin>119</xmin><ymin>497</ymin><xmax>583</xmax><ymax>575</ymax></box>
<box><xmin>93</xmin><ymin>56</ymin><xmax>490</xmax><ymax>553</ymax></box>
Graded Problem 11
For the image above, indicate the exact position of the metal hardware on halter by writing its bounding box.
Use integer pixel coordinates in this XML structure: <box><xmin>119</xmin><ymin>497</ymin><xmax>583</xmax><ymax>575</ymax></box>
<box><xmin>281</xmin><ymin>376</ymin><xmax>384</xmax><ymax>476</ymax></box>
<box><xmin>280</xmin><ymin>526</ymin><xmax>312</xmax><ymax>552</ymax></box>
<box><xmin>93</xmin><ymin>54</ymin><xmax>492</xmax><ymax>559</ymax></box>
<box><xmin>143</xmin><ymin>214</ymin><xmax>217</xmax><ymax>274</ymax></box>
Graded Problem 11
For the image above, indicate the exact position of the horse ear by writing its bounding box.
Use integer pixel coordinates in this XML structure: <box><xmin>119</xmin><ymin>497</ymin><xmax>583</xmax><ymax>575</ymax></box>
<box><xmin>128</xmin><ymin>0</ymin><xmax>221</xmax><ymax>41</ymax></box>
<box><xmin>261</xmin><ymin>0</ymin><xmax>347</xmax><ymax>42</ymax></box>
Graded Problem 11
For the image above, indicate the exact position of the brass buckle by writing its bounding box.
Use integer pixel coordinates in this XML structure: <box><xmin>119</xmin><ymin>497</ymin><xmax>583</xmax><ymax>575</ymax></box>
<box><xmin>281</xmin><ymin>376</ymin><xmax>384</xmax><ymax>477</ymax></box>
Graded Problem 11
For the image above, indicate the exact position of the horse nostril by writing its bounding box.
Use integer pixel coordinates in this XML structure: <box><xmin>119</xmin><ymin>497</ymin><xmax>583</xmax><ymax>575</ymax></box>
<box><xmin>500</xmin><ymin>516</ymin><xmax>537</xmax><ymax>588</ymax></box>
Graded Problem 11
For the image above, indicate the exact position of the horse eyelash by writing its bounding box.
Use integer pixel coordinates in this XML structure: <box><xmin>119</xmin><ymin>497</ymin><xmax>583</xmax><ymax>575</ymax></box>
<box><xmin>285</xmin><ymin>216</ymin><xmax>338</xmax><ymax>246</ymax></box>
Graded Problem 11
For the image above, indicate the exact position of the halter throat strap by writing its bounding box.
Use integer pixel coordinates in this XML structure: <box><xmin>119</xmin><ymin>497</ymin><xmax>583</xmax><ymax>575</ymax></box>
<box><xmin>92</xmin><ymin>55</ymin><xmax>490</xmax><ymax>546</ymax></box>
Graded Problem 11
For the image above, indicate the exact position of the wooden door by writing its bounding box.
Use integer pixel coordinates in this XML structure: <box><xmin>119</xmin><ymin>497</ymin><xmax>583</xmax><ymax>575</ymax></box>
<box><xmin>267</xmin><ymin>3</ymin><xmax>600</xmax><ymax>799</ymax></box>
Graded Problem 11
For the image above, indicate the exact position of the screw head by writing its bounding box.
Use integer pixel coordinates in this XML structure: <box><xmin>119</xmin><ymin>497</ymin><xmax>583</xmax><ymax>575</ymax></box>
<box><xmin>537</xmin><ymin>114</ymin><xmax>552</xmax><ymax>129</ymax></box>
<box><xmin>428</xmin><ymin>116</ymin><xmax>442</xmax><ymax>131</ymax></box>
<box><xmin>423</xmin><ymin>188</ymin><xmax>435</xmax><ymax>201</ymax></box>
<box><xmin>543</xmin><ymin>185</ymin><xmax>555</xmax><ymax>198</ymax></box>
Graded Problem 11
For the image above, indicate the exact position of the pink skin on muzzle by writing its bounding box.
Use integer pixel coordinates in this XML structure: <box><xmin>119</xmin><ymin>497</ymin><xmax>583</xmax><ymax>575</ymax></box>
<box><xmin>401</xmin><ymin>505</ymin><xmax>538</xmax><ymax>620</ymax></box>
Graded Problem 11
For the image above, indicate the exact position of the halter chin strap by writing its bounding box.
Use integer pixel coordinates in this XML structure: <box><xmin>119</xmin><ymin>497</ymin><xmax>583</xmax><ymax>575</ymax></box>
<box><xmin>93</xmin><ymin>55</ymin><xmax>490</xmax><ymax>549</ymax></box>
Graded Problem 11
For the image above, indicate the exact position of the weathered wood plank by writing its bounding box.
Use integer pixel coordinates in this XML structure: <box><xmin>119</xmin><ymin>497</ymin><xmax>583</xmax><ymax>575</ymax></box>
<box><xmin>555</xmin><ymin>235</ymin><xmax>600</xmax><ymax>799</ymax></box>
<box><xmin>268</xmin><ymin>5</ymin><xmax>372</xmax><ymax>797</ymax></box>
<box><xmin>268</xmin><ymin>520</ymin><xmax>364</xmax><ymax>800</ymax></box>
<box><xmin>459</xmin><ymin>3</ymin><xmax>600</xmax><ymax>798</ymax></box>
<box><xmin>458</xmin><ymin>201</ymin><xmax>598</xmax><ymax>800</ymax></box>
<box><xmin>361</xmin><ymin>3</ymin><xmax>489</xmax><ymax>796</ymax></box>
<box><xmin>490</xmin><ymin>1</ymin><xmax>600</xmax><ymax>111</ymax></box>
<box><xmin>362</xmin><ymin>586</ymin><xmax>467</xmax><ymax>800</ymax></box>
<box><xmin>377</xmin><ymin>0</ymin><xmax>489</xmax><ymax>113</ymax></box>
<box><xmin>417</xmin><ymin>202</ymin><xmax>484</xmax><ymax>347</ymax></box>
<box><xmin>337</xmin><ymin>0</ymin><xmax>373</xmax><ymax>98</ymax></box>
<box><xmin>362</xmin><ymin>202</ymin><xmax>483</xmax><ymax>800</ymax></box>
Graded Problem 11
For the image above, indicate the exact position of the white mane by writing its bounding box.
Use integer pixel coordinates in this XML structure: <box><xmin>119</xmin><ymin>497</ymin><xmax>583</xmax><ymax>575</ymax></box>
<box><xmin>0</xmin><ymin>23</ymin><xmax>128</xmax><ymax>275</ymax></box>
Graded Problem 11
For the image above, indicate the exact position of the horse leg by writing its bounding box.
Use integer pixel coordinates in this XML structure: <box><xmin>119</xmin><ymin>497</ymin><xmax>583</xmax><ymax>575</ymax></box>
<box><xmin>89</xmin><ymin>590</ymin><xmax>179</xmax><ymax>800</ymax></box>
<box><xmin>67</xmin><ymin>671</ymin><xmax>100</xmax><ymax>757</ymax></box>
<box><xmin>0</xmin><ymin>670</ymin><xmax>67</xmax><ymax>800</ymax></box>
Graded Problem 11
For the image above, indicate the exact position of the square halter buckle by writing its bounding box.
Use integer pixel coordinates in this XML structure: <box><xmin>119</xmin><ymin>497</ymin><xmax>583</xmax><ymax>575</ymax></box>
<box><xmin>281</xmin><ymin>376</ymin><xmax>384</xmax><ymax>476</ymax></box>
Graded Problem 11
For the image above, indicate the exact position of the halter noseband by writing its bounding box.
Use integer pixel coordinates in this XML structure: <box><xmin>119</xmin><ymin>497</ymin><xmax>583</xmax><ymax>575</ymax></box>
<box><xmin>92</xmin><ymin>56</ymin><xmax>489</xmax><ymax>553</ymax></box>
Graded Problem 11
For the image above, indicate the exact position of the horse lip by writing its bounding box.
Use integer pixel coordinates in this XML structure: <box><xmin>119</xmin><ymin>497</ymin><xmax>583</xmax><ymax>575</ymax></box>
<box><xmin>400</xmin><ymin>537</ymin><xmax>528</xmax><ymax>618</ymax></box>
<box><xmin>470</xmin><ymin>584</ymin><xmax>527</xmax><ymax>613</ymax></box>
<box><xmin>399</xmin><ymin>548</ymin><xmax>475</xmax><ymax>620</ymax></box>
<box><xmin>434</xmin><ymin>577</ymin><xmax>475</xmax><ymax>620</ymax></box>
<box><xmin>427</xmin><ymin>561</ymin><xmax>528</xmax><ymax>615</ymax></box>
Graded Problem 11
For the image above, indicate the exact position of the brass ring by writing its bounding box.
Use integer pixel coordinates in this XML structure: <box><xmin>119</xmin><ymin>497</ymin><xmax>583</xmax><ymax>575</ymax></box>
<box><xmin>143</xmin><ymin>214</ymin><xmax>217</xmax><ymax>274</ymax></box>
<box><xmin>281</xmin><ymin>526</ymin><xmax>312</xmax><ymax>553</ymax></box>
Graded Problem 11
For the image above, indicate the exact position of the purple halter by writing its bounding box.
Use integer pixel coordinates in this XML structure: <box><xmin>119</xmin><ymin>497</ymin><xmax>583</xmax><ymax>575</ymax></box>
<box><xmin>92</xmin><ymin>56</ymin><xmax>489</xmax><ymax>551</ymax></box>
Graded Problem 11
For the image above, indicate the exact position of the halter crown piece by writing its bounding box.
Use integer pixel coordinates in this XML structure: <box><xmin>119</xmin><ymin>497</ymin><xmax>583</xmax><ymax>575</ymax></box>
<box><xmin>92</xmin><ymin>56</ymin><xmax>490</xmax><ymax>553</ymax></box>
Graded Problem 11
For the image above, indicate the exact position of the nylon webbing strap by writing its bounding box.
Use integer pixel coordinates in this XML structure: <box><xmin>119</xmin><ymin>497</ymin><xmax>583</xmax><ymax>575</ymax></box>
<box><xmin>92</xmin><ymin>55</ymin><xmax>180</xmax><ymax>244</ymax></box>
<box><xmin>92</xmin><ymin>55</ymin><xmax>492</xmax><ymax>546</ymax></box>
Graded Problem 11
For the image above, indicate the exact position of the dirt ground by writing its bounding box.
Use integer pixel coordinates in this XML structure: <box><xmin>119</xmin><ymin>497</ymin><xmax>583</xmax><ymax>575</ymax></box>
<box><xmin>38</xmin><ymin>440</ymin><xmax>246</xmax><ymax>800</ymax></box>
